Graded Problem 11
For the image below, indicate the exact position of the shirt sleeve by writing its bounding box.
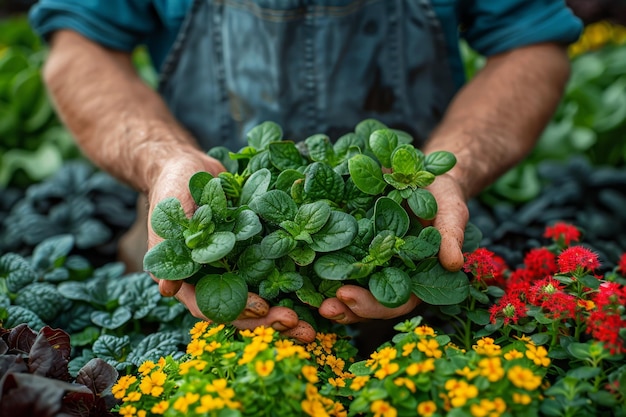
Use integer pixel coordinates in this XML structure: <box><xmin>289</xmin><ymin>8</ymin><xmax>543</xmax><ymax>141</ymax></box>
<box><xmin>28</xmin><ymin>0</ymin><xmax>159</xmax><ymax>51</ymax></box>
<box><xmin>459</xmin><ymin>0</ymin><xmax>584</xmax><ymax>56</ymax></box>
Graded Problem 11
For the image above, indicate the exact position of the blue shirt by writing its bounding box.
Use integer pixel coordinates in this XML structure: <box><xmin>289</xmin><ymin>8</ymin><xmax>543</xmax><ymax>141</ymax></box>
<box><xmin>29</xmin><ymin>0</ymin><xmax>582</xmax><ymax>89</ymax></box>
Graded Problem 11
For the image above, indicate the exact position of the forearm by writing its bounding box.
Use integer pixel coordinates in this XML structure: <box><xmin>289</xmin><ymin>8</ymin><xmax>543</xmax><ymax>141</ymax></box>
<box><xmin>423</xmin><ymin>42</ymin><xmax>571</xmax><ymax>200</ymax></box>
<box><xmin>43</xmin><ymin>30</ymin><xmax>202</xmax><ymax>193</ymax></box>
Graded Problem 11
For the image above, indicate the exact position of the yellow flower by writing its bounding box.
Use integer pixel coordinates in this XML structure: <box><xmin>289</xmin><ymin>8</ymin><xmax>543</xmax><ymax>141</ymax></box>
<box><xmin>187</xmin><ymin>338</ymin><xmax>207</xmax><ymax>357</ymax></box>
<box><xmin>195</xmin><ymin>395</ymin><xmax>226</xmax><ymax>413</ymax></box>
<box><xmin>119</xmin><ymin>405</ymin><xmax>137</xmax><ymax>417</ymax></box>
<box><xmin>401</xmin><ymin>342</ymin><xmax>416</xmax><ymax>356</ymax></box>
<box><xmin>350</xmin><ymin>375</ymin><xmax>370</xmax><ymax>390</ymax></box>
<box><xmin>112</xmin><ymin>375</ymin><xmax>137</xmax><ymax>399</ymax></box>
<box><xmin>173</xmin><ymin>392</ymin><xmax>200</xmax><ymax>413</ymax></box>
<box><xmin>444</xmin><ymin>379</ymin><xmax>478</xmax><ymax>408</ymax></box>
<box><xmin>367</xmin><ymin>346</ymin><xmax>397</xmax><ymax>369</ymax></box>
<box><xmin>374</xmin><ymin>362</ymin><xmax>400</xmax><ymax>379</ymax></box>
<box><xmin>325</xmin><ymin>355</ymin><xmax>346</xmax><ymax>375</ymax></box>
<box><xmin>316</xmin><ymin>332</ymin><xmax>338</xmax><ymax>354</ymax></box>
<box><xmin>137</xmin><ymin>411</ymin><xmax>146</xmax><ymax>417</ymax></box>
<box><xmin>473</xmin><ymin>338</ymin><xmax>501</xmax><ymax>356</ymax></box>
<box><xmin>414</xmin><ymin>325</ymin><xmax>436</xmax><ymax>337</ymax></box>
<box><xmin>253</xmin><ymin>326</ymin><xmax>275</xmax><ymax>343</ymax></box>
<box><xmin>525</xmin><ymin>344</ymin><xmax>550</xmax><ymax>367</ymax></box>
<box><xmin>255</xmin><ymin>359</ymin><xmax>275</xmax><ymax>377</ymax></box>
<box><xmin>477</xmin><ymin>357</ymin><xmax>504</xmax><ymax>382</ymax></box>
<box><xmin>189</xmin><ymin>321</ymin><xmax>209</xmax><ymax>339</ymax></box>
<box><xmin>455</xmin><ymin>366</ymin><xmax>479</xmax><ymax>380</ymax></box>
<box><xmin>417</xmin><ymin>338</ymin><xmax>442</xmax><ymax>358</ymax></box>
<box><xmin>302</xmin><ymin>365</ymin><xmax>320</xmax><ymax>383</ymax></box>
<box><xmin>138</xmin><ymin>361</ymin><xmax>156</xmax><ymax>376</ymax></box>
<box><xmin>239</xmin><ymin>329</ymin><xmax>255</xmax><ymax>338</ymax></box>
<box><xmin>371</xmin><ymin>399</ymin><xmax>397</xmax><ymax>417</ymax></box>
<box><xmin>417</xmin><ymin>400</ymin><xmax>437</xmax><ymax>417</ymax></box>
<box><xmin>577</xmin><ymin>299</ymin><xmax>595</xmax><ymax>311</ymax></box>
<box><xmin>205</xmin><ymin>323</ymin><xmax>225</xmax><ymax>338</ymax></box>
<box><xmin>507</xmin><ymin>366</ymin><xmax>542</xmax><ymax>390</ymax></box>
<box><xmin>179</xmin><ymin>359</ymin><xmax>207</xmax><ymax>375</ymax></box>
<box><xmin>393</xmin><ymin>377</ymin><xmax>416</xmax><ymax>393</ymax></box>
<box><xmin>122</xmin><ymin>391</ymin><xmax>142</xmax><ymax>402</ymax></box>
<box><xmin>223</xmin><ymin>352</ymin><xmax>236</xmax><ymax>359</ymax></box>
<box><xmin>205</xmin><ymin>340</ymin><xmax>222</xmax><ymax>352</ymax></box>
<box><xmin>139</xmin><ymin>371</ymin><xmax>167</xmax><ymax>396</ymax></box>
<box><xmin>329</xmin><ymin>377</ymin><xmax>346</xmax><ymax>388</ymax></box>
<box><xmin>470</xmin><ymin>398</ymin><xmax>506</xmax><ymax>417</ymax></box>
<box><xmin>406</xmin><ymin>358</ymin><xmax>435</xmax><ymax>375</ymax></box>
<box><xmin>151</xmin><ymin>400</ymin><xmax>170</xmax><ymax>414</ymax></box>
<box><xmin>512</xmin><ymin>392</ymin><xmax>532</xmax><ymax>405</ymax></box>
<box><xmin>504</xmin><ymin>349</ymin><xmax>524</xmax><ymax>360</ymax></box>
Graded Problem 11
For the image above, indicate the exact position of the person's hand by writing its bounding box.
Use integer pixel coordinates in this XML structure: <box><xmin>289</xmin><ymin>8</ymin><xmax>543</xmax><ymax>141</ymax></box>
<box><xmin>319</xmin><ymin>172</ymin><xmax>469</xmax><ymax>324</ymax></box>
<box><xmin>146</xmin><ymin>149</ymin><xmax>316</xmax><ymax>343</ymax></box>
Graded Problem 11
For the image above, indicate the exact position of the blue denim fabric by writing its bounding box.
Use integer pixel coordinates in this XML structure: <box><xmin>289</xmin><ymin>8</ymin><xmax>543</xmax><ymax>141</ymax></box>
<box><xmin>159</xmin><ymin>0</ymin><xmax>456</xmax><ymax>150</ymax></box>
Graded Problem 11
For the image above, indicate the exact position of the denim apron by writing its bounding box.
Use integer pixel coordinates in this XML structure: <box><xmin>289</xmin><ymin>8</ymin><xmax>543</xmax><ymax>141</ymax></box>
<box><xmin>158</xmin><ymin>0</ymin><xmax>456</xmax><ymax>151</ymax></box>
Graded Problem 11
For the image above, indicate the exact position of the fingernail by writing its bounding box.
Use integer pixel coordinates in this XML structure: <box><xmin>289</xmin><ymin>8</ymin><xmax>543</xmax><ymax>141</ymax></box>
<box><xmin>343</xmin><ymin>298</ymin><xmax>356</xmax><ymax>308</ymax></box>
<box><xmin>330</xmin><ymin>314</ymin><xmax>345</xmax><ymax>321</ymax></box>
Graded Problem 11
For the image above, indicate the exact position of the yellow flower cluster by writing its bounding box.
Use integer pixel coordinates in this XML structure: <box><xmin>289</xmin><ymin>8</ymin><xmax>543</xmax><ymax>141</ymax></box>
<box><xmin>347</xmin><ymin>324</ymin><xmax>548</xmax><ymax>417</ymax></box>
<box><xmin>569</xmin><ymin>21</ymin><xmax>626</xmax><ymax>57</ymax></box>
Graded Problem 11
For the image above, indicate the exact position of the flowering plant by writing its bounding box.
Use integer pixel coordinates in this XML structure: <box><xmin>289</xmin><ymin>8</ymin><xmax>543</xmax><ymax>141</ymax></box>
<box><xmin>113</xmin><ymin>222</ymin><xmax>626</xmax><ymax>417</ymax></box>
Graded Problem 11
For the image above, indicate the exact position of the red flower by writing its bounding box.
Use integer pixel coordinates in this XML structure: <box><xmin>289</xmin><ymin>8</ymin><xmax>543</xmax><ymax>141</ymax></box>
<box><xmin>586</xmin><ymin>282</ymin><xmax>626</xmax><ymax>354</ymax></box>
<box><xmin>505</xmin><ymin>268</ymin><xmax>535</xmax><ymax>298</ymax></box>
<box><xmin>489</xmin><ymin>293</ymin><xmax>527</xmax><ymax>325</ymax></box>
<box><xmin>527</xmin><ymin>277</ymin><xmax>564</xmax><ymax>306</ymax></box>
<box><xmin>463</xmin><ymin>248</ymin><xmax>507</xmax><ymax>283</ymax></box>
<box><xmin>523</xmin><ymin>248</ymin><xmax>557</xmax><ymax>279</ymax></box>
<box><xmin>617</xmin><ymin>253</ymin><xmax>626</xmax><ymax>277</ymax></box>
<box><xmin>540</xmin><ymin>292</ymin><xmax>577</xmax><ymax>320</ymax></box>
<box><xmin>557</xmin><ymin>246</ymin><xmax>600</xmax><ymax>275</ymax></box>
<box><xmin>544</xmin><ymin>222</ymin><xmax>581</xmax><ymax>246</ymax></box>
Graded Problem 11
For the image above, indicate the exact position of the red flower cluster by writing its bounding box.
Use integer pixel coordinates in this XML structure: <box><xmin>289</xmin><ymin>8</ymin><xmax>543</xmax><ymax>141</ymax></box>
<box><xmin>544</xmin><ymin>221</ymin><xmax>581</xmax><ymax>246</ymax></box>
<box><xmin>586</xmin><ymin>282</ymin><xmax>626</xmax><ymax>354</ymax></box>
<box><xmin>557</xmin><ymin>246</ymin><xmax>600</xmax><ymax>275</ymax></box>
<box><xmin>462</xmin><ymin>248</ymin><xmax>506</xmax><ymax>284</ymax></box>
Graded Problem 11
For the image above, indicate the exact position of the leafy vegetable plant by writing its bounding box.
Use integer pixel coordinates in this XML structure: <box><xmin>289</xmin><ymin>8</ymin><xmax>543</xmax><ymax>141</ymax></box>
<box><xmin>144</xmin><ymin>120</ymin><xmax>476</xmax><ymax>325</ymax></box>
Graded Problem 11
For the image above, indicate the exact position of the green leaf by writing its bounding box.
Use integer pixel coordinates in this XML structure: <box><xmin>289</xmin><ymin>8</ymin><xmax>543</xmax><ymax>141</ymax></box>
<box><xmin>191</xmin><ymin>231</ymin><xmax>236</xmax><ymax>264</ymax></box>
<box><xmin>295</xmin><ymin>277</ymin><xmax>325</xmax><ymax>307</ymax></box>
<box><xmin>566</xmin><ymin>366</ymin><xmax>601</xmax><ymax>380</ymax></box>
<box><xmin>14</xmin><ymin>282</ymin><xmax>70</xmax><ymax>321</ymax></box>
<box><xmin>200</xmin><ymin>178</ymin><xmax>228</xmax><ymax>220</ymax></box>
<box><xmin>5</xmin><ymin>305</ymin><xmax>45</xmax><ymax>330</ymax></box>
<box><xmin>126</xmin><ymin>332</ymin><xmax>184</xmax><ymax>366</ymax></box>
<box><xmin>90</xmin><ymin>307</ymin><xmax>132</xmax><ymax>330</ymax></box>
<box><xmin>188</xmin><ymin>204</ymin><xmax>213</xmax><ymax>232</ymax></box>
<box><xmin>566</xmin><ymin>342</ymin><xmax>593</xmax><ymax>360</ymax></box>
<box><xmin>261</xmin><ymin>230</ymin><xmax>297</xmax><ymax>259</ymax></box>
<box><xmin>348</xmin><ymin>154</ymin><xmax>386</xmax><ymax>195</ymax></box>
<box><xmin>355</xmin><ymin>119</ymin><xmax>387</xmax><ymax>143</ymax></box>
<box><xmin>390</xmin><ymin>144</ymin><xmax>423</xmax><ymax>175</ymax></box>
<box><xmin>288</xmin><ymin>246</ymin><xmax>316</xmax><ymax>266</ymax></box>
<box><xmin>31</xmin><ymin>234</ymin><xmax>74</xmax><ymax>271</ymax></box>
<box><xmin>303</xmin><ymin>162</ymin><xmax>345</xmax><ymax>203</ymax></box>
<box><xmin>143</xmin><ymin>239</ymin><xmax>200</xmax><ymax>280</ymax></box>
<box><xmin>240</xmin><ymin>168</ymin><xmax>272</xmax><ymax>205</ymax></box>
<box><xmin>406</xmin><ymin>188</ymin><xmax>438</xmax><ymax>220</ymax></box>
<box><xmin>274</xmin><ymin>169</ymin><xmax>305</xmax><ymax>194</ymax></box>
<box><xmin>151</xmin><ymin>197</ymin><xmax>188</xmax><ymax>240</ymax></box>
<box><xmin>373</xmin><ymin>197</ymin><xmax>409</xmax><ymax>237</ymax></box>
<box><xmin>231</xmin><ymin>209</ymin><xmax>262</xmax><ymax>241</ymax></box>
<box><xmin>368</xmin><ymin>230</ymin><xmax>397</xmax><ymax>264</ymax></box>
<box><xmin>369</xmin><ymin>267</ymin><xmax>411</xmax><ymax>308</ymax></box>
<box><xmin>411</xmin><ymin>263</ymin><xmax>469</xmax><ymax>305</ymax></box>
<box><xmin>0</xmin><ymin>253</ymin><xmax>36</xmax><ymax>293</ymax></box>
<box><xmin>246</xmin><ymin>120</ymin><xmax>282</xmax><ymax>150</ymax></box>
<box><xmin>369</xmin><ymin>129</ymin><xmax>398</xmax><ymax>168</ymax></box>
<box><xmin>277</xmin><ymin>272</ymin><xmax>304</xmax><ymax>293</ymax></box>
<box><xmin>305</xmin><ymin>134</ymin><xmax>336</xmax><ymax>164</ymax></box>
<box><xmin>249</xmin><ymin>189</ymin><xmax>298</xmax><ymax>225</ymax></box>
<box><xmin>314</xmin><ymin>252</ymin><xmax>358</xmax><ymax>280</ymax></box>
<box><xmin>92</xmin><ymin>334</ymin><xmax>130</xmax><ymax>362</ymax></box>
<box><xmin>237</xmin><ymin>245</ymin><xmax>275</xmax><ymax>285</ymax></box>
<box><xmin>424</xmin><ymin>151</ymin><xmax>456</xmax><ymax>175</ymax></box>
<box><xmin>269</xmin><ymin>141</ymin><xmax>305</xmax><ymax>170</ymax></box>
<box><xmin>189</xmin><ymin>171</ymin><xmax>213</xmax><ymax>206</ymax></box>
<box><xmin>295</xmin><ymin>201</ymin><xmax>331</xmax><ymax>234</ymax></box>
<box><xmin>309</xmin><ymin>211</ymin><xmax>358</xmax><ymax>252</ymax></box>
<box><xmin>195</xmin><ymin>273</ymin><xmax>248</xmax><ymax>323</ymax></box>
<box><xmin>400</xmin><ymin>227</ymin><xmax>441</xmax><ymax>261</ymax></box>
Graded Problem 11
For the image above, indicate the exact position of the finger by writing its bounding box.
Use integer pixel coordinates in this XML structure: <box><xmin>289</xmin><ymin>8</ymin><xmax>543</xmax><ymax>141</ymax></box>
<box><xmin>436</xmin><ymin>224</ymin><xmax>466</xmax><ymax>271</ymax></box>
<box><xmin>238</xmin><ymin>293</ymin><xmax>270</xmax><ymax>319</ymax></box>
<box><xmin>232</xmin><ymin>306</ymin><xmax>299</xmax><ymax>332</ymax></box>
<box><xmin>280</xmin><ymin>320</ymin><xmax>317</xmax><ymax>344</ymax></box>
<box><xmin>319</xmin><ymin>285</ymin><xmax>420</xmax><ymax>324</ymax></box>
<box><xmin>158</xmin><ymin>279</ymin><xmax>183</xmax><ymax>297</ymax></box>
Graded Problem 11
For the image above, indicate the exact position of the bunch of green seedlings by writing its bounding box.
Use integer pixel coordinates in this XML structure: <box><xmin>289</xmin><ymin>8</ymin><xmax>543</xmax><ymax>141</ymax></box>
<box><xmin>143</xmin><ymin>120</ymin><xmax>473</xmax><ymax>325</ymax></box>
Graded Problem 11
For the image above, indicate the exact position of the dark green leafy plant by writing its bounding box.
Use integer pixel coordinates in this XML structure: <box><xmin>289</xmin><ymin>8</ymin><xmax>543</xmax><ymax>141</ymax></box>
<box><xmin>144</xmin><ymin>120</ymin><xmax>477</xmax><ymax>325</ymax></box>
<box><xmin>0</xmin><ymin>234</ymin><xmax>195</xmax><ymax>374</ymax></box>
